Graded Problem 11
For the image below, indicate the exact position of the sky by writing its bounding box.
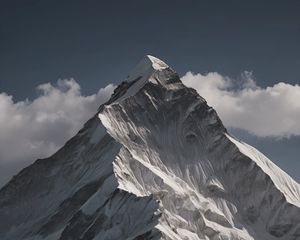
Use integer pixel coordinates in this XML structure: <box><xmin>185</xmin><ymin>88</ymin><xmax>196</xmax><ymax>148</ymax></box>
<box><xmin>0</xmin><ymin>0</ymin><xmax>299</xmax><ymax>186</ymax></box>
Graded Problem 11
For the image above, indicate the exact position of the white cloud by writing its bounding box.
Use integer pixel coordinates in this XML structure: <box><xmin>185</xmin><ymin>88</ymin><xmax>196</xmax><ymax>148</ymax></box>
<box><xmin>182</xmin><ymin>71</ymin><xmax>300</xmax><ymax>138</ymax></box>
<box><xmin>0</xmin><ymin>79</ymin><xmax>114</xmax><ymax>186</ymax></box>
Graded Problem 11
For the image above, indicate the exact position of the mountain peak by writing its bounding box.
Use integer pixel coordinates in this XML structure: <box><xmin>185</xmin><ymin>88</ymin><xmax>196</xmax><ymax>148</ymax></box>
<box><xmin>1</xmin><ymin>56</ymin><xmax>300</xmax><ymax>240</ymax></box>
<box><xmin>109</xmin><ymin>55</ymin><xmax>173</xmax><ymax>104</ymax></box>
<box><xmin>144</xmin><ymin>55</ymin><xmax>169</xmax><ymax>70</ymax></box>
<box><xmin>126</xmin><ymin>55</ymin><xmax>169</xmax><ymax>82</ymax></box>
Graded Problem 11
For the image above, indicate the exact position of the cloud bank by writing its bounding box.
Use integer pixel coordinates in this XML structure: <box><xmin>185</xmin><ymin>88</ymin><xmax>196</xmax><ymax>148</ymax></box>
<box><xmin>0</xmin><ymin>79</ymin><xmax>114</xmax><ymax>186</ymax></box>
<box><xmin>182</xmin><ymin>71</ymin><xmax>300</xmax><ymax>138</ymax></box>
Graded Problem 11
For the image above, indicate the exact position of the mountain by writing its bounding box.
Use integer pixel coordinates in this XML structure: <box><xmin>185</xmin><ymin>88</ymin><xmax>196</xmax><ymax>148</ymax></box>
<box><xmin>0</xmin><ymin>56</ymin><xmax>300</xmax><ymax>240</ymax></box>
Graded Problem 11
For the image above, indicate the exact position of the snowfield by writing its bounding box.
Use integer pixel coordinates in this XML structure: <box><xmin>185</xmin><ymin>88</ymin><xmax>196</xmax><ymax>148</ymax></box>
<box><xmin>0</xmin><ymin>56</ymin><xmax>299</xmax><ymax>240</ymax></box>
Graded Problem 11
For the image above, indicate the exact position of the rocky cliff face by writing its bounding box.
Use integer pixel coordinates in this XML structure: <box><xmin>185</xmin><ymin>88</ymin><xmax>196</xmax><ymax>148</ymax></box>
<box><xmin>0</xmin><ymin>56</ymin><xmax>299</xmax><ymax>240</ymax></box>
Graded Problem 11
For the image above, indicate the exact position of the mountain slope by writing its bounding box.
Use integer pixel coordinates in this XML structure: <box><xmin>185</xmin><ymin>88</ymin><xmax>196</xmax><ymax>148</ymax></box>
<box><xmin>0</xmin><ymin>56</ymin><xmax>299</xmax><ymax>240</ymax></box>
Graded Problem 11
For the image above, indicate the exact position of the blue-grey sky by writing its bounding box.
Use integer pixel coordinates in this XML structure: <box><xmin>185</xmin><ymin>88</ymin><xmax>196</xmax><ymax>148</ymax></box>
<box><xmin>1</xmin><ymin>0</ymin><xmax>300</xmax><ymax>99</ymax></box>
<box><xmin>0</xmin><ymin>0</ymin><xmax>299</xmax><ymax>185</ymax></box>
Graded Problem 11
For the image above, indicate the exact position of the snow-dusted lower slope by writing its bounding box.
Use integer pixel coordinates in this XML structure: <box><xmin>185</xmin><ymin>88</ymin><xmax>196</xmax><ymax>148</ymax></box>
<box><xmin>0</xmin><ymin>56</ymin><xmax>300</xmax><ymax>240</ymax></box>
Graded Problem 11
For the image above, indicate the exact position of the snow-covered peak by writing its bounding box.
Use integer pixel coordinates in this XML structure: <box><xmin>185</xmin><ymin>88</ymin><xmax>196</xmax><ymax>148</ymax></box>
<box><xmin>145</xmin><ymin>55</ymin><xmax>169</xmax><ymax>70</ymax></box>
<box><xmin>1</xmin><ymin>56</ymin><xmax>300</xmax><ymax>240</ymax></box>
<box><xmin>126</xmin><ymin>55</ymin><xmax>169</xmax><ymax>81</ymax></box>
<box><xmin>110</xmin><ymin>55</ymin><xmax>171</xmax><ymax>103</ymax></box>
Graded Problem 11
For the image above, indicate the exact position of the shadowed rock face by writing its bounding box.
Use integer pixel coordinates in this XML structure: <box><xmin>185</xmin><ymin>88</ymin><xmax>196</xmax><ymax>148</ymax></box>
<box><xmin>0</xmin><ymin>56</ymin><xmax>300</xmax><ymax>240</ymax></box>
